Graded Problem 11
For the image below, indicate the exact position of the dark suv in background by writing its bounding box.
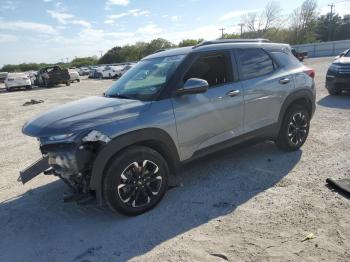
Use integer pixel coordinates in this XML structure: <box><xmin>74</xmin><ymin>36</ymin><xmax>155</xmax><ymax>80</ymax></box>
<box><xmin>326</xmin><ymin>49</ymin><xmax>350</xmax><ymax>95</ymax></box>
<box><xmin>21</xmin><ymin>39</ymin><xmax>316</xmax><ymax>216</ymax></box>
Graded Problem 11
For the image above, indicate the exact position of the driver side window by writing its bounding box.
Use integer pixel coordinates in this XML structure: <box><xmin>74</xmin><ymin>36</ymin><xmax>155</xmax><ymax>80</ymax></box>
<box><xmin>184</xmin><ymin>52</ymin><xmax>233</xmax><ymax>88</ymax></box>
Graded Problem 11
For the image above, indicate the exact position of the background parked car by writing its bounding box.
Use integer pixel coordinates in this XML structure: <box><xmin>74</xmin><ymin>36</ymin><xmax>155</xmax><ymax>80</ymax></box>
<box><xmin>88</xmin><ymin>67</ymin><xmax>103</xmax><ymax>79</ymax></box>
<box><xmin>78</xmin><ymin>67</ymin><xmax>90</xmax><ymax>76</ymax></box>
<box><xmin>291</xmin><ymin>48</ymin><xmax>308</xmax><ymax>62</ymax></box>
<box><xmin>25</xmin><ymin>71</ymin><xmax>37</xmax><ymax>86</ymax></box>
<box><xmin>68</xmin><ymin>69</ymin><xmax>80</xmax><ymax>83</ymax></box>
<box><xmin>326</xmin><ymin>48</ymin><xmax>350</xmax><ymax>95</ymax></box>
<box><xmin>0</xmin><ymin>72</ymin><xmax>8</xmax><ymax>83</ymax></box>
<box><xmin>36</xmin><ymin>65</ymin><xmax>70</xmax><ymax>87</ymax></box>
<box><xmin>101</xmin><ymin>65</ymin><xmax>125</xmax><ymax>79</ymax></box>
<box><xmin>4</xmin><ymin>73</ymin><xmax>32</xmax><ymax>91</ymax></box>
<box><xmin>120</xmin><ymin>63</ymin><xmax>136</xmax><ymax>76</ymax></box>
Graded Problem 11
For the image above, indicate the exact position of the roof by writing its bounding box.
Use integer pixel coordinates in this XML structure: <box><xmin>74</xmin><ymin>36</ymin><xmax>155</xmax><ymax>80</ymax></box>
<box><xmin>142</xmin><ymin>40</ymin><xmax>291</xmax><ymax>60</ymax></box>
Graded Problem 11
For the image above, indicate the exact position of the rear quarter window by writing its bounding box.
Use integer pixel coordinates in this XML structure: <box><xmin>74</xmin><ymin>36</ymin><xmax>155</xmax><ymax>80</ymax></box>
<box><xmin>237</xmin><ymin>48</ymin><xmax>275</xmax><ymax>80</ymax></box>
<box><xmin>271</xmin><ymin>51</ymin><xmax>301</xmax><ymax>69</ymax></box>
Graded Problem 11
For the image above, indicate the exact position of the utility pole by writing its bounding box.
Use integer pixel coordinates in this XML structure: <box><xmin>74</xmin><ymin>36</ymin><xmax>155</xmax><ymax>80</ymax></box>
<box><xmin>219</xmin><ymin>28</ymin><xmax>225</xmax><ymax>39</ymax></box>
<box><xmin>328</xmin><ymin>3</ymin><xmax>335</xmax><ymax>41</ymax></box>
<box><xmin>238</xmin><ymin>23</ymin><xmax>245</xmax><ymax>37</ymax></box>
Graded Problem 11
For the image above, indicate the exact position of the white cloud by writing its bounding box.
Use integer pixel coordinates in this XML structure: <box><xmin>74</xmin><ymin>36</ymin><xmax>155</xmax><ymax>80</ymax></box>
<box><xmin>137</xmin><ymin>24</ymin><xmax>163</xmax><ymax>35</ymax></box>
<box><xmin>0</xmin><ymin>21</ymin><xmax>57</xmax><ymax>34</ymax></box>
<box><xmin>2</xmin><ymin>0</ymin><xmax>17</xmax><ymax>10</ymax></box>
<box><xmin>105</xmin><ymin>9</ymin><xmax>150</xmax><ymax>24</ymax></box>
<box><xmin>47</xmin><ymin>10</ymin><xmax>91</xmax><ymax>28</ymax></box>
<box><xmin>0</xmin><ymin>33</ymin><xmax>17</xmax><ymax>43</ymax></box>
<box><xmin>219</xmin><ymin>9</ymin><xmax>261</xmax><ymax>21</ymax></box>
<box><xmin>171</xmin><ymin>16</ymin><xmax>180</xmax><ymax>22</ymax></box>
<box><xmin>106</xmin><ymin>0</ymin><xmax>130</xmax><ymax>7</ymax></box>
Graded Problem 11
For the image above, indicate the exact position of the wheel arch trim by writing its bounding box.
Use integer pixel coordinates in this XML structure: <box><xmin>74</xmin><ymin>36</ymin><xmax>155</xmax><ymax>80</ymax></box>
<box><xmin>89</xmin><ymin>128</ymin><xmax>180</xmax><ymax>200</ymax></box>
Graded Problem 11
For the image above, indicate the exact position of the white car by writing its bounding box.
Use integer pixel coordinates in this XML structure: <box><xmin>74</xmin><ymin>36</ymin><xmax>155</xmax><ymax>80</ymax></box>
<box><xmin>5</xmin><ymin>73</ymin><xmax>32</xmax><ymax>91</ymax></box>
<box><xmin>78</xmin><ymin>67</ymin><xmax>90</xmax><ymax>76</ymax></box>
<box><xmin>68</xmin><ymin>69</ymin><xmax>80</xmax><ymax>83</ymax></box>
<box><xmin>101</xmin><ymin>65</ymin><xmax>124</xmax><ymax>79</ymax></box>
<box><xmin>120</xmin><ymin>63</ymin><xmax>136</xmax><ymax>76</ymax></box>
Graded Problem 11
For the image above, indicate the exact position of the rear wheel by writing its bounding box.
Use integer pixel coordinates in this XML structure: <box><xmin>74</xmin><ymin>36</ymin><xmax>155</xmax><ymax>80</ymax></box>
<box><xmin>77</xmin><ymin>79</ymin><xmax>80</xmax><ymax>82</ymax></box>
<box><xmin>103</xmin><ymin>146</ymin><xmax>169</xmax><ymax>216</ymax></box>
<box><xmin>276</xmin><ymin>105</ymin><xmax>310</xmax><ymax>151</ymax></box>
<box><xmin>328</xmin><ymin>89</ymin><xmax>341</xmax><ymax>95</ymax></box>
<box><xmin>66</xmin><ymin>81</ymin><xmax>70</xmax><ymax>86</ymax></box>
<box><xmin>25</xmin><ymin>85</ymin><xmax>32</xmax><ymax>90</ymax></box>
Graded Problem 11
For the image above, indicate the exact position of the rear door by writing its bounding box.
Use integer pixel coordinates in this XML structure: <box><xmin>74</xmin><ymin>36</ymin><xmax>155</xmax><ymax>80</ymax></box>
<box><xmin>172</xmin><ymin>51</ymin><xmax>244</xmax><ymax>159</ymax></box>
<box><xmin>235</xmin><ymin>48</ymin><xmax>294</xmax><ymax>132</ymax></box>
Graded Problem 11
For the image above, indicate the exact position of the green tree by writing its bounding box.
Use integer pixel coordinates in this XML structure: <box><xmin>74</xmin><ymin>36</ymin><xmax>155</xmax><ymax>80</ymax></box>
<box><xmin>178</xmin><ymin>39</ymin><xmax>203</xmax><ymax>47</ymax></box>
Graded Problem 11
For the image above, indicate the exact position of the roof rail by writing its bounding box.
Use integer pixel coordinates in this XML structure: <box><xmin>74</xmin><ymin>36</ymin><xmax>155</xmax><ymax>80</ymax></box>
<box><xmin>153</xmin><ymin>49</ymin><xmax>166</xmax><ymax>54</ymax></box>
<box><xmin>193</xmin><ymin>39</ymin><xmax>271</xmax><ymax>49</ymax></box>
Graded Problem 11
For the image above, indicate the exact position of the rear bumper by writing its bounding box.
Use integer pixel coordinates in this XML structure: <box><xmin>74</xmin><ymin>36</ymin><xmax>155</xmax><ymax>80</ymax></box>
<box><xmin>6</xmin><ymin>80</ymin><xmax>31</xmax><ymax>88</ymax></box>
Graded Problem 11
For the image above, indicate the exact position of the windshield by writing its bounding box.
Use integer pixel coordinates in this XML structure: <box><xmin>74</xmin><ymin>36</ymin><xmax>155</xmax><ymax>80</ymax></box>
<box><xmin>105</xmin><ymin>55</ymin><xmax>185</xmax><ymax>101</ymax></box>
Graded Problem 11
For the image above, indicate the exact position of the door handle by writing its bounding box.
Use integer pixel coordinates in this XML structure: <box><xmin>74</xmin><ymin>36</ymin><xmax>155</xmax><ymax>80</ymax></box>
<box><xmin>279</xmin><ymin>78</ymin><xmax>290</xmax><ymax>84</ymax></box>
<box><xmin>226</xmin><ymin>90</ymin><xmax>240</xmax><ymax>97</ymax></box>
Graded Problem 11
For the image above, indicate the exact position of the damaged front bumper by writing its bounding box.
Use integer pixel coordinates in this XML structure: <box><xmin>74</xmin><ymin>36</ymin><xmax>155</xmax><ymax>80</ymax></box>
<box><xmin>19</xmin><ymin>156</ymin><xmax>50</xmax><ymax>184</ymax></box>
<box><xmin>19</xmin><ymin>130</ymin><xmax>111</xmax><ymax>194</ymax></box>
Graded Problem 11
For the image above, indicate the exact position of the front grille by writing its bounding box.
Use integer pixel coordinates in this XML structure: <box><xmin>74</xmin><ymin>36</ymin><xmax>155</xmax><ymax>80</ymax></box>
<box><xmin>339</xmin><ymin>65</ymin><xmax>350</xmax><ymax>74</ymax></box>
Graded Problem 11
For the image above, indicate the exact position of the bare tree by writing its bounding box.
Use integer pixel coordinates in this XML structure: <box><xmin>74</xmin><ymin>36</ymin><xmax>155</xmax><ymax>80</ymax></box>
<box><xmin>241</xmin><ymin>1</ymin><xmax>282</xmax><ymax>33</ymax></box>
<box><xmin>290</xmin><ymin>0</ymin><xmax>318</xmax><ymax>43</ymax></box>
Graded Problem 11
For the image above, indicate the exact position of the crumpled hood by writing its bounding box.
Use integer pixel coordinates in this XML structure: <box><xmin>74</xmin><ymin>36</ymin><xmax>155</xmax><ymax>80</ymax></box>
<box><xmin>22</xmin><ymin>96</ymin><xmax>151</xmax><ymax>138</ymax></box>
<box><xmin>334</xmin><ymin>56</ymin><xmax>350</xmax><ymax>64</ymax></box>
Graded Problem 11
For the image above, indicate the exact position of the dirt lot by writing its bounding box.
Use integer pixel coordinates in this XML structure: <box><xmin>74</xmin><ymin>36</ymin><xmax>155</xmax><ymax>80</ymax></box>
<box><xmin>0</xmin><ymin>57</ymin><xmax>349</xmax><ymax>262</ymax></box>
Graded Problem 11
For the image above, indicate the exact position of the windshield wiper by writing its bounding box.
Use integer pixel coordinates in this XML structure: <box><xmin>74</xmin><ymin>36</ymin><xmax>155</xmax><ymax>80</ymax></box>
<box><xmin>105</xmin><ymin>93</ymin><xmax>133</xmax><ymax>99</ymax></box>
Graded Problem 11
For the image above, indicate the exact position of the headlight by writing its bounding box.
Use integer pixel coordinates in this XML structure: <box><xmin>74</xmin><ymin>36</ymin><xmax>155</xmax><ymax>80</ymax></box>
<box><xmin>47</xmin><ymin>133</ymin><xmax>74</xmax><ymax>141</ymax></box>
<box><xmin>329</xmin><ymin>64</ymin><xmax>341</xmax><ymax>71</ymax></box>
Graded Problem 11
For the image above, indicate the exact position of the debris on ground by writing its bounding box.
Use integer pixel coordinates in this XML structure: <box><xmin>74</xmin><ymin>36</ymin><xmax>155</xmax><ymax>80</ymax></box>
<box><xmin>22</xmin><ymin>99</ymin><xmax>44</xmax><ymax>106</ymax></box>
<box><xmin>326</xmin><ymin>178</ymin><xmax>350</xmax><ymax>196</ymax></box>
<box><xmin>210</xmin><ymin>253</ymin><xmax>229</xmax><ymax>261</ymax></box>
<box><xmin>302</xmin><ymin>233</ymin><xmax>315</xmax><ymax>242</ymax></box>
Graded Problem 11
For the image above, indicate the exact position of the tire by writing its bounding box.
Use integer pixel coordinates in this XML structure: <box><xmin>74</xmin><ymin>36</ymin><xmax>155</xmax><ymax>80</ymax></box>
<box><xmin>103</xmin><ymin>146</ymin><xmax>169</xmax><ymax>216</ymax></box>
<box><xmin>25</xmin><ymin>85</ymin><xmax>32</xmax><ymax>90</ymax></box>
<box><xmin>66</xmin><ymin>81</ymin><xmax>70</xmax><ymax>86</ymax></box>
<box><xmin>5</xmin><ymin>86</ymin><xmax>11</xmax><ymax>92</ymax></box>
<box><xmin>328</xmin><ymin>89</ymin><xmax>341</xmax><ymax>95</ymax></box>
<box><xmin>77</xmin><ymin>79</ymin><xmax>80</xmax><ymax>82</ymax></box>
<box><xmin>275</xmin><ymin>105</ymin><xmax>310</xmax><ymax>151</ymax></box>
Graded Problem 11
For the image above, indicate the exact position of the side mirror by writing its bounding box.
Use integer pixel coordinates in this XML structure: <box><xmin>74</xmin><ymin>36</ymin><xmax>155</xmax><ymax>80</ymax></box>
<box><xmin>176</xmin><ymin>78</ymin><xmax>209</xmax><ymax>96</ymax></box>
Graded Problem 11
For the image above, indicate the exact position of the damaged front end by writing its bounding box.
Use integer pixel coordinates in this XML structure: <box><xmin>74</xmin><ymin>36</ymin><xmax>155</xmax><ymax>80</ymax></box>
<box><xmin>19</xmin><ymin>130</ymin><xmax>111</xmax><ymax>200</ymax></box>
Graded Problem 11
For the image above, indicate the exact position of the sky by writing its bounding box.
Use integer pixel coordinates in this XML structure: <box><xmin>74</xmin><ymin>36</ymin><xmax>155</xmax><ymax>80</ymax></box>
<box><xmin>0</xmin><ymin>0</ymin><xmax>349</xmax><ymax>66</ymax></box>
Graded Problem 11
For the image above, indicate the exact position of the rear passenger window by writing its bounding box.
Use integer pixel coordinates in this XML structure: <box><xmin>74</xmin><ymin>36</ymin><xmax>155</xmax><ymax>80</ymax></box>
<box><xmin>238</xmin><ymin>49</ymin><xmax>274</xmax><ymax>80</ymax></box>
<box><xmin>271</xmin><ymin>51</ymin><xmax>301</xmax><ymax>68</ymax></box>
<box><xmin>184</xmin><ymin>52</ymin><xmax>233</xmax><ymax>87</ymax></box>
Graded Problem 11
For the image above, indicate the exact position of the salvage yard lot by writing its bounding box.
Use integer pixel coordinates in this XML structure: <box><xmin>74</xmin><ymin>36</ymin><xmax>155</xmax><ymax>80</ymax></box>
<box><xmin>0</xmin><ymin>57</ymin><xmax>350</xmax><ymax>261</ymax></box>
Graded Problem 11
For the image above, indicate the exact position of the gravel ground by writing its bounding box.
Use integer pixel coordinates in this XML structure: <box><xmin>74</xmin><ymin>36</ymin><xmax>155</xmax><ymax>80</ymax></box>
<box><xmin>0</xmin><ymin>57</ymin><xmax>349</xmax><ymax>262</ymax></box>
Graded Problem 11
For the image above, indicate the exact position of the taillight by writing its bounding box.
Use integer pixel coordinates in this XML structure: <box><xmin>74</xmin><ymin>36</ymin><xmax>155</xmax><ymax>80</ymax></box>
<box><xmin>304</xmin><ymin>68</ymin><xmax>315</xmax><ymax>79</ymax></box>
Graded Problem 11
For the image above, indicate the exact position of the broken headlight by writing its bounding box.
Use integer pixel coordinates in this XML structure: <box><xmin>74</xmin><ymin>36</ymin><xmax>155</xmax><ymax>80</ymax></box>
<box><xmin>47</xmin><ymin>133</ymin><xmax>75</xmax><ymax>141</ymax></box>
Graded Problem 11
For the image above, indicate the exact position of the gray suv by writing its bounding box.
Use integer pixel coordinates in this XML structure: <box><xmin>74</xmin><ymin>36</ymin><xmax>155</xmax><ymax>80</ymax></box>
<box><xmin>21</xmin><ymin>40</ymin><xmax>316</xmax><ymax>215</ymax></box>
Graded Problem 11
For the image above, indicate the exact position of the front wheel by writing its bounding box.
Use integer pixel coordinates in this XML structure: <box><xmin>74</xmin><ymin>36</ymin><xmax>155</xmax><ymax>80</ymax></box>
<box><xmin>25</xmin><ymin>85</ymin><xmax>32</xmax><ymax>90</ymax></box>
<box><xmin>66</xmin><ymin>81</ymin><xmax>70</xmax><ymax>86</ymax></box>
<box><xmin>275</xmin><ymin>105</ymin><xmax>310</xmax><ymax>151</ymax></box>
<box><xmin>103</xmin><ymin>146</ymin><xmax>169</xmax><ymax>216</ymax></box>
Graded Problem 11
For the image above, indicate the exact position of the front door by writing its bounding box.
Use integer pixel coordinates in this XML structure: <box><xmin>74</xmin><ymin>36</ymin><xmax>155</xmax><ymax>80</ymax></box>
<box><xmin>171</xmin><ymin>51</ymin><xmax>244</xmax><ymax>160</ymax></box>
